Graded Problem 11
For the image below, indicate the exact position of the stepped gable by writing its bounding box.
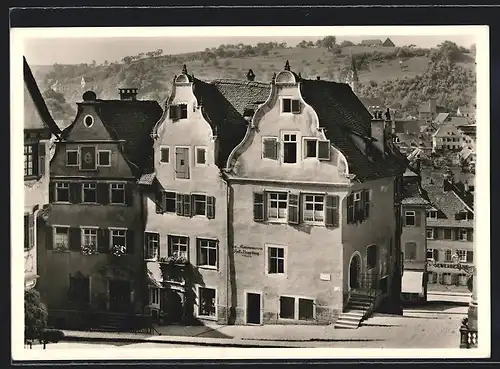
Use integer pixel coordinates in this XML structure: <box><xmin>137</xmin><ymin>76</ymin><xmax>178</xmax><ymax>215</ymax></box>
<box><xmin>299</xmin><ymin>78</ymin><xmax>407</xmax><ymax>182</ymax></box>
<box><xmin>62</xmin><ymin>98</ymin><xmax>163</xmax><ymax>177</ymax></box>
<box><xmin>192</xmin><ymin>77</ymin><xmax>271</xmax><ymax>168</ymax></box>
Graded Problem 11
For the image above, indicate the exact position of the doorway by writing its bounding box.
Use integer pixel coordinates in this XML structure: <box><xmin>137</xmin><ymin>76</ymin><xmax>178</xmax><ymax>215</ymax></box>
<box><xmin>349</xmin><ymin>254</ymin><xmax>361</xmax><ymax>290</ymax></box>
<box><xmin>246</xmin><ymin>292</ymin><xmax>261</xmax><ymax>325</ymax></box>
<box><xmin>109</xmin><ymin>280</ymin><xmax>131</xmax><ymax>312</ymax></box>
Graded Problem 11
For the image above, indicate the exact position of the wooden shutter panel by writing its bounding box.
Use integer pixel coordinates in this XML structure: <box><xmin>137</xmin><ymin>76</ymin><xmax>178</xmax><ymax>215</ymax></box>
<box><xmin>28</xmin><ymin>214</ymin><xmax>35</xmax><ymax>249</ymax></box>
<box><xmin>325</xmin><ymin>195</ymin><xmax>339</xmax><ymax>227</ymax></box>
<box><xmin>97</xmin><ymin>183</ymin><xmax>109</xmax><ymax>205</ymax></box>
<box><xmin>318</xmin><ymin>141</ymin><xmax>331</xmax><ymax>160</ymax></box>
<box><xmin>466</xmin><ymin>250</ymin><xmax>473</xmax><ymax>263</ymax></box>
<box><xmin>49</xmin><ymin>182</ymin><xmax>55</xmax><ymax>203</ymax></box>
<box><xmin>363</xmin><ymin>190</ymin><xmax>370</xmax><ymax>218</ymax></box>
<box><xmin>46</xmin><ymin>226</ymin><xmax>53</xmax><ymax>250</ymax></box>
<box><xmin>347</xmin><ymin>194</ymin><xmax>354</xmax><ymax>224</ymax></box>
<box><xmin>287</xmin><ymin>193</ymin><xmax>299</xmax><ymax>225</ymax></box>
<box><xmin>402</xmin><ymin>210</ymin><xmax>407</xmax><ymax>227</ymax></box>
<box><xmin>38</xmin><ymin>142</ymin><xmax>46</xmax><ymax>176</ymax></box>
<box><xmin>156</xmin><ymin>191</ymin><xmax>164</xmax><ymax>214</ymax></box>
<box><xmin>291</xmin><ymin>99</ymin><xmax>300</xmax><ymax>113</ymax></box>
<box><xmin>415</xmin><ymin>210</ymin><xmax>421</xmax><ymax>227</ymax></box>
<box><xmin>467</xmin><ymin>229</ymin><xmax>473</xmax><ymax>242</ymax></box>
<box><xmin>127</xmin><ymin>230</ymin><xmax>134</xmax><ymax>254</ymax></box>
<box><xmin>207</xmin><ymin>196</ymin><xmax>215</xmax><ymax>219</ymax></box>
<box><xmin>183</xmin><ymin>194</ymin><xmax>191</xmax><ymax>217</ymax></box>
<box><xmin>97</xmin><ymin>229</ymin><xmax>109</xmax><ymax>253</ymax></box>
<box><xmin>433</xmin><ymin>249</ymin><xmax>440</xmax><ymax>261</ymax></box>
<box><xmin>69</xmin><ymin>227</ymin><xmax>81</xmax><ymax>252</ymax></box>
<box><xmin>69</xmin><ymin>183</ymin><xmax>82</xmax><ymax>204</ymax></box>
<box><xmin>175</xmin><ymin>193</ymin><xmax>183</xmax><ymax>215</ymax></box>
<box><xmin>253</xmin><ymin>192</ymin><xmax>265</xmax><ymax>222</ymax></box>
<box><xmin>175</xmin><ymin>148</ymin><xmax>190</xmax><ymax>179</ymax></box>
<box><xmin>161</xmin><ymin>147</ymin><xmax>169</xmax><ymax>163</ymax></box>
<box><xmin>169</xmin><ymin>105</ymin><xmax>178</xmax><ymax>120</ymax></box>
<box><xmin>263</xmin><ymin>138</ymin><xmax>278</xmax><ymax>160</ymax></box>
<box><xmin>125</xmin><ymin>183</ymin><xmax>133</xmax><ymax>206</ymax></box>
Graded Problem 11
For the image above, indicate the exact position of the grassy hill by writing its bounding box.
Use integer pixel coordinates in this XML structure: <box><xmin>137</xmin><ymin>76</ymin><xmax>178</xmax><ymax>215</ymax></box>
<box><xmin>30</xmin><ymin>40</ymin><xmax>476</xmax><ymax>124</ymax></box>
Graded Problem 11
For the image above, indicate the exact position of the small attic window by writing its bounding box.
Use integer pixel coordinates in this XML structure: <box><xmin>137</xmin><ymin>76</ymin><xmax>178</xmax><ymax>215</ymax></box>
<box><xmin>275</xmin><ymin>71</ymin><xmax>296</xmax><ymax>85</ymax></box>
<box><xmin>84</xmin><ymin>115</ymin><xmax>94</xmax><ymax>128</ymax></box>
<box><xmin>175</xmin><ymin>74</ymin><xmax>190</xmax><ymax>84</ymax></box>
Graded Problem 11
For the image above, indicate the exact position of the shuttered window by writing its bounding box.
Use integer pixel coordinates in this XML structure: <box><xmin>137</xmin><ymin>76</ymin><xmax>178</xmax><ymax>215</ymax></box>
<box><xmin>262</xmin><ymin>138</ymin><xmax>278</xmax><ymax>160</ymax></box>
<box><xmin>287</xmin><ymin>193</ymin><xmax>299</xmax><ymax>224</ymax></box>
<box><xmin>325</xmin><ymin>195</ymin><xmax>339</xmax><ymax>227</ymax></box>
<box><xmin>253</xmin><ymin>192</ymin><xmax>265</xmax><ymax>222</ymax></box>
<box><xmin>207</xmin><ymin>196</ymin><xmax>216</xmax><ymax>219</ymax></box>
<box><xmin>318</xmin><ymin>140</ymin><xmax>331</xmax><ymax>160</ymax></box>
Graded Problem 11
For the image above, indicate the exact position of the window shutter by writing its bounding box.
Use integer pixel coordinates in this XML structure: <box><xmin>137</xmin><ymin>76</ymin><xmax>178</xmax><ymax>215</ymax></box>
<box><xmin>466</xmin><ymin>250</ymin><xmax>473</xmax><ymax>263</ymax></box>
<box><xmin>287</xmin><ymin>193</ymin><xmax>299</xmax><ymax>225</ymax></box>
<box><xmin>175</xmin><ymin>193</ymin><xmax>183</xmax><ymax>216</ymax></box>
<box><xmin>433</xmin><ymin>249</ymin><xmax>439</xmax><ymax>261</ymax></box>
<box><xmin>415</xmin><ymin>210</ymin><xmax>421</xmax><ymax>227</ymax></box>
<box><xmin>125</xmin><ymin>183</ymin><xmax>133</xmax><ymax>206</ymax></box>
<box><xmin>318</xmin><ymin>141</ymin><xmax>331</xmax><ymax>160</ymax></box>
<box><xmin>263</xmin><ymin>138</ymin><xmax>278</xmax><ymax>160</ymax></box>
<box><xmin>97</xmin><ymin>183</ymin><xmax>109</xmax><ymax>205</ymax></box>
<box><xmin>207</xmin><ymin>196</ymin><xmax>216</xmax><ymax>219</ymax></box>
<box><xmin>46</xmin><ymin>226</ymin><xmax>53</xmax><ymax>250</ymax></box>
<box><xmin>347</xmin><ymin>194</ymin><xmax>354</xmax><ymax>224</ymax></box>
<box><xmin>325</xmin><ymin>195</ymin><xmax>339</xmax><ymax>227</ymax></box>
<box><xmin>156</xmin><ymin>191</ymin><xmax>164</xmax><ymax>214</ymax></box>
<box><xmin>69</xmin><ymin>227</ymin><xmax>81</xmax><ymax>252</ymax></box>
<box><xmin>28</xmin><ymin>214</ymin><xmax>35</xmax><ymax>249</ymax></box>
<box><xmin>363</xmin><ymin>190</ymin><xmax>370</xmax><ymax>218</ymax></box>
<box><xmin>169</xmin><ymin>105</ymin><xmax>178</xmax><ymax>120</ymax></box>
<box><xmin>161</xmin><ymin>147</ymin><xmax>169</xmax><ymax>163</ymax></box>
<box><xmin>97</xmin><ymin>229</ymin><xmax>109</xmax><ymax>253</ymax></box>
<box><xmin>38</xmin><ymin>142</ymin><xmax>46</xmax><ymax>176</ymax></box>
<box><xmin>49</xmin><ymin>182</ymin><xmax>55</xmax><ymax>203</ymax></box>
<box><xmin>253</xmin><ymin>192</ymin><xmax>265</xmax><ymax>222</ymax></box>
<box><xmin>126</xmin><ymin>230</ymin><xmax>134</xmax><ymax>254</ymax></box>
<box><xmin>467</xmin><ymin>229</ymin><xmax>473</xmax><ymax>242</ymax></box>
<box><xmin>402</xmin><ymin>211</ymin><xmax>407</xmax><ymax>227</ymax></box>
<box><xmin>183</xmin><ymin>194</ymin><xmax>191</xmax><ymax>217</ymax></box>
<box><xmin>69</xmin><ymin>183</ymin><xmax>82</xmax><ymax>204</ymax></box>
<box><xmin>291</xmin><ymin>99</ymin><xmax>300</xmax><ymax>113</ymax></box>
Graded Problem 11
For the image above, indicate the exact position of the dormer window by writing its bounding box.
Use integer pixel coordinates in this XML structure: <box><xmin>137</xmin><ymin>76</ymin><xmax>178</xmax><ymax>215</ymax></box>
<box><xmin>169</xmin><ymin>103</ymin><xmax>188</xmax><ymax>120</ymax></box>
<box><xmin>83</xmin><ymin>115</ymin><xmax>94</xmax><ymax>128</ymax></box>
<box><xmin>426</xmin><ymin>210</ymin><xmax>438</xmax><ymax>219</ymax></box>
<box><xmin>282</xmin><ymin>98</ymin><xmax>300</xmax><ymax>114</ymax></box>
<box><xmin>455</xmin><ymin>211</ymin><xmax>473</xmax><ymax>221</ymax></box>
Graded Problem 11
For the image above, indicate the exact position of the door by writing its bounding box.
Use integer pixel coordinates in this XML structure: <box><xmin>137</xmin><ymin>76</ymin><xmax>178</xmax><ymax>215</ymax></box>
<box><xmin>175</xmin><ymin>147</ymin><xmax>190</xmax><ymax>179</ymax></box>
<box><xmin>246</xmin><ymin>293</ymin><xmax>261</xmax><ymax>324</ymax></box>
<box><xmin>349</xmin><ymin>255</ymin><xmax>361</xmax><ymax>290</ymax></box>
<box><xmin>163</xmin><ymin>289</ymin><xmax>184</xmax><ymax>324</ymax></box>
<box><xmin>109</xmin><ymin>280</ymin><xmax>131</xmax><ymax>312</ymax></box>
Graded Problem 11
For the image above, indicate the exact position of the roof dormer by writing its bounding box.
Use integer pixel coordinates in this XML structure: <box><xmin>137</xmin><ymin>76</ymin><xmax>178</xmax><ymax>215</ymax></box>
<box><xmin>274</xmin><ymin>60</ymin><xmax>299</xmax><ymax>85</ymax></box>
<box><xmin>174</xmin><ymin>64</ymin><xmax>193</xmax><ymax>86</ymax></box>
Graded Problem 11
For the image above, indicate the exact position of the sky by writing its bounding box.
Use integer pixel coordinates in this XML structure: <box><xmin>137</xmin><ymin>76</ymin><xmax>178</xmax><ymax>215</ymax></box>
<box><xmin>23</xmin><ymin>34</ymin><xmax>477</xmax><ymax>66</ymax></box>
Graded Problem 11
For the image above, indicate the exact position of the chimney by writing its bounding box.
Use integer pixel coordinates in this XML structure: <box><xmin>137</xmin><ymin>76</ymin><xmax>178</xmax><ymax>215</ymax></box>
<box><xmin>429</xmin><ymin>97</ymin><xmax>437</xmax><ymax>115</ymax></box>
<box><xmin>371</xmin><ymin>115</ymin><xmax>388</xmax><ymax>156</ymax></box>
<box><xmin>246</xmin><ymin>69</ymin><xmax>256</xmax><ymax>82</ymax></box>
<box><xmin>119</xmin><ymin>88</ymin><xmax>138</xmax><ymax>100</ymax></box>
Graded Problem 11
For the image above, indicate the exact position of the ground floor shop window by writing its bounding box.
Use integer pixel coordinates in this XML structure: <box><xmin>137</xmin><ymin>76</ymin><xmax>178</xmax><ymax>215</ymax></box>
<box><xmin>458</xmin><ymin>274</ymin><xmax>468</xmax><ymax>286</ymax></box>
<box><xmin>428</xmin><ymin>271</ymin><xmax>437</xmax><ymax>284</ymax></box>
<box><xmin>198</xmin><ymin>287</ymin><xmax>216</xmax><ymax>318</ymax></box>
<box><xmin>279</xmin><ymin>296</ymin><xmax>315</xmax><ymax>321</ymax></box>
<box><xmin>441</xmin><ymin>273</ymin><xmax>452</xmax><ymax>285</ymax></box>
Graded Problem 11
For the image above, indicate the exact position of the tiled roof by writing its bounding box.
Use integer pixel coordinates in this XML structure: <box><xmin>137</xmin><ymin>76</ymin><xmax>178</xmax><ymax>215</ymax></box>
<box><xmin>359</xmin><ymin>97</ymin><xmax>384</xmax><ymax>110</ymax></box>
<box><xmin>23</xmin><ymin>57</ymin><xmax>61</xmax><ymax>136</ymax></box>
<box><xmin>433</xmin><ymin>123</ymin><xmax>460</xmax><ymax>137</ymax></box>
<box><xmin>138</xmin><ymin>172</ymin><xmax>156</xmax><ymax>185</ymax></box>
<box><xmin>458</xmin><ymin>106</ymin><xmax>474</xmax><ymax>114</ymax></box>
<box><xmin>299</xmin><ymin>79</ymin><xmax>407</xmax><ymax>181</ymax></box>
<box><xmin>401</xmin><ymin>180</ymin><xmax>429</xmax><ymax>205</ymax></box>
<box><xmin>192</xmin><ymin>78</ymin><xmax>271</xmax><ymax>168</ymax></box>
<box><xmin>62</xmin><ymin>99</ymin><xmax>163</xmax><ymax>177</ymax></box>
<box><xmin>434</xmin><ymin>112</ymin><xmax>450</xmax><ymax>124</ymax></box>
<box><xmin>361</xmin><ymin>39</ymin><xmax>383</xmax><ymax>44</ymax></box>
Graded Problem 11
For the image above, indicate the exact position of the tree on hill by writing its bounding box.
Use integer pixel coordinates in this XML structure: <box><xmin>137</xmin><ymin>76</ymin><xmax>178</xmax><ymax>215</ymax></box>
<box><xmin>318</xmin><ymin>36</ymin><xmax>337</xmax><ymax>50</ymax></box>
<box><xmin>42</xmin><ymin>88</ymin><xmax>76</xmax><ymax>122</ymax></box>
<box><xmin>340</xmin><ymin>40</ymin><xmax>354</xmax><ymax>47</ymax></box>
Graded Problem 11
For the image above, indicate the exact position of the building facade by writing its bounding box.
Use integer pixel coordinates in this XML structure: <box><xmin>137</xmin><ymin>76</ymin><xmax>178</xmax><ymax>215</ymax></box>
<box><xmin>23</xmin><ymin>57</ymin><xmax>61</xmax><ymax>290</ymax></box>
<box><xmin>224</xmin><ymin>63</ymin><xmax>407</xmax><ymax>325</ymax></box>
<box><xmin>38</xmin><ymin>88</ymin><xmax>162</xmax><ymax>328</ymax></box>
<box><xmin>432</xmin><ymin>124</ymin><xmax>465</xmax><ymax>153</ymax></box>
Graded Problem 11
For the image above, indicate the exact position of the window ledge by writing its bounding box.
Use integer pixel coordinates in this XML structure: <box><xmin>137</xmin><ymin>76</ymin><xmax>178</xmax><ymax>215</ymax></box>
<box><xmin>198</xmin><ymin>265</ymin><xmax>218</xmax><ymax>271</ymax></box>
<box><xmin>267</xmin><ymin>219</ymin><xmax>288</xmax><ymax>225</ymax></box>
<box><xmin>144</xmin><ymin>258</ymin><xmax>159</xmax><ymax>262</ymax></box>
<box><xmin>24</xmin><ymin>175</ymin><xmax>42</xmax><ymax>181</ymax></box>
<box><xmin>52</xmin><ymin>249</ymin><xmax>71</xmax><ymax>253</ymax></box>
<box><xmin>196</xmin><ymin>315</ymin><xmax>217</xmax><ymax>321</ymax></box>
<box><xmin>81</xmin><ymin>202</ymin><xmax>100</xmax><ymax>206</ymax></box>
<box><xmin>266</xmin><ymin>273</ymin><xmax>287</xmax><ymax>278</ymax></box>
<box><xmin>109</xmin><ymin>203</ymin><xmax>127</xmax><ymax>206</ymax></box>
<box><xmin>53</xmin><ymin>201</ymin><xmax>72</xmax><ymax>205</ymax></box>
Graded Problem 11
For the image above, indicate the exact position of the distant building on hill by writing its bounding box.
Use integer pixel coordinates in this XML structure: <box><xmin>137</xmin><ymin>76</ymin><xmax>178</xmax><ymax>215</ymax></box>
<box><xmin>383</xmin><ymin>38</ymin><xmax>396</xmax><ymax>47</ymax></box>
<box><xmin>360</xmin><ymin>39</ymin><xmax>383</xmax><ymax>47</ymax></box>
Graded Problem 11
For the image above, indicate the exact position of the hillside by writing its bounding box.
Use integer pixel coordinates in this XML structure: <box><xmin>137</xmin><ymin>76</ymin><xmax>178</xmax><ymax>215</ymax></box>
<box><xmin>30</xmin><ymin>39</ymin><xmax>476</xmax><ymax>124</ymax></box>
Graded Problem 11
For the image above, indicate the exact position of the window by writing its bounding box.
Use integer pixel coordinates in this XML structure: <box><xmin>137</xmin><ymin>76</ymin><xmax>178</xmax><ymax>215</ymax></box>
<box><xmin>443</xmin><ymin>228</ymin><xmax>452</xmax><ymax>240</ymax></box>
<box><xmin>98</xmin><ymin>151</ymin><xmax>111</xmax><ymax>167</ymax></box>
<box><xmin>66</xmin><ymin>150</ymin><xmax>78</xmax><ymax>166</ymax></box>
<box><xmin>426</xmin><ymin>249</ymin><xmax>435</xmax><ymax>260</ymax></box>
<box><xmin>145</xmin><ymin>232</ymin><xmax>160</xmax><ymax>260</ymax></box>
<box><xmin>165</xmin><ymin>192</ymin><xmax>176</xmax><ymax>213</ymax></box>
<box><xmin>54</xmin><ymin>227</ymin><xmax>69</xmax><ymax>250</ymax></box>
<box><xmin>82</xmin><ymin>228</ymin><xmax>98</xmax><ymax>253</ymax></box>
<box><xmin>282</xmin><ymin>133</ymin><xmax>298</xmax><ymax>164</ymax></box>
<box><xmin>459</xmin><ymin>229</ymin><xmax>468</xmax><ymax>241</ymax></box>
<box><xmin>160</xmin><ymin>147</ymin><xmax>170</xmax><ymax>163</ymax></box>
<box><xmin>363</xmin><ymin>190</ymin><xmax>371</xmax><ymax>218</ymax></box>
<box><xmin>82</xmin><ymin>183</ymin><xmax>97</xmax><ymax>203</ymax></box>
<box><xmin>304</xmin><ymin>139</ymin><xmax>317</xmax><ymax>158</ymax></box>
<box><xmin>55</xmin><ymin>182</ymin><xmax>70</xmax><ymax>202</ymax></box>
<box><xmin>168</xmin><ymin>235</ymin><xmax>189</xmax><ymax>259</ymax></box>
<box><xmin>458</xmin><ymin>274</ymin><xmax>468</xmax><ymax>286</ymax></box>
<box><xmin>197</xmin><ymin>238</ymin><xmax>218</xmax><ymax>268</ymax></box>
<box><xmin>198</xmin><ymin>287</ymin><xmax>216</xmax><ymax>317</ymax></box>
<box><xmin>367</xmin><ymin>245</ymin><xmax>378</xmax><ymax>268</ymax></box>
<box><xmin>110</xmin><ymin>229</ymin><xmax>127</xmax><ymax>253</ymax></box>
<box><xmin>149</xmin><ymin>287</ymin><xmax>160</xmax><ymax>306</ymax></box>
<box><xmin>267</xmin><ymin>246</ymin><xmax>285</xmax><ymax>274</ymax></box>
<box><xmin>426</xmin><ymin>228</ymin><xmax>434</xmax><ymax>240</ymax></box>
<box><xmin>196</xmin><ymin>147</ymin><xmax>207</xmax><ymax>165</ymax></box>
<box><xmin>79</xmin><ymin>146</ymin><xmax>97</xmax><ymax>170</ymax></box>
<box><xmin>466</xmin><ymin>250</ymin><xmax>474</xmax><ymax>263</ymax></box>
<box><xmin>262</xmin><ymin>137</ymin><xmax>278</xmax><ymax>160</ymax></box>
<box><xmin>175</xmin><ymin>147</ymin><xmax>190</xmax><ymax>179</ymax></box>
<box><xmin>456</xmin><ymin>211</ymin><xmax>473</xmax><ymax>221</ymax></box>
<box><xmin>279</xmin><ymin>297</ymin><xmax>314</xmax><ymax>320</ymax></box>
<box><xmin>83</xmin><ymin>115</ymin><xmax>94</xmax><ymax>128</ymax></box>
<box><xmin>298</xmin><ymin>298</ymin><xmax>314</xmax><ymax>320</ymax></box>
<box><xmin>193</xmin><ymin>194</ymin><xmax>207</xmax><ymax>216</ymax></box>
<box><xmin>427</xmin><ymin>210</ymin><xmax>438</xmax><ymax>219</ymax></box>
<box><xmin>444</xmin><ymin>249</ymin><xmax>452</xmax><ymax>262</ymax></box>
<box><xmin>268</xmin><ymin>192</ymin><xmax>288</xmax><ymax>221</ymax></box>
<box><xmin>405</xmin><ymin>211</ymin><xmax>416</xmax><ymax>226</ymax></box>
<box><xmin>110</xmin><ymin>183</ymin><xmax>125</xmax><ymax>204</ymax></box>
<box><xmin>282</xmin><ymin>98</ymin><xmax>300</xmax><ymax>114</ymax></box>
<box><xmin>404</xmin><ymin>242</ymin><xmax>417</xmax><ymax>261</ymax></box>
<box><xmin>457</xmin><ymin>249</ymin><xmax>467</xmax><ymax>262</ymax></box>
<box><xmin>303</xmin><ymin>194</ymin><xmax>324</xmax><ymax>223</ymax></box>
<box><xmin>279</xmin><ymin>296</ymin><xmax>295</xmax><ymax>319</ymax></box>
<box><xmin>24</xmin><ymin>144</ymin><xmax>38</xmax><ymax>177</ymax></box>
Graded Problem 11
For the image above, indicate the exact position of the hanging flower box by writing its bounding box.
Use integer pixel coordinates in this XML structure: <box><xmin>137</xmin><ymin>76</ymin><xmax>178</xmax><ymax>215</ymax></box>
<box><xmin>160</xmin><ymin>255</ymin><xmax>189</xmax><ymax>266</ymax></box>
<box><xmin>111</xmin><ymin>244</ymin><xmax>127</xmax><ymax>257</ymax></box>
<box><xmin>81</xmin><ymin>243</ymin><xmax>98</xmax><ymax>256</ymax></box>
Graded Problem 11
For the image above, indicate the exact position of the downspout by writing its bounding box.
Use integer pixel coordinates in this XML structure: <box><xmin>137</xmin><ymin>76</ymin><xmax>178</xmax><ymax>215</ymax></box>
<box><xmin>220</xmin><ymin>170</ymin><xmax>233</xmax><ymax>325</ymax></box>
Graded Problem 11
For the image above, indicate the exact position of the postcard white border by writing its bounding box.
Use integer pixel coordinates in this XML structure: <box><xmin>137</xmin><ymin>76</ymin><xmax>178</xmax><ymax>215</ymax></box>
<box><xmin>11</xmin><ymin>25</ymin><xmax>490</xmax><ymax>360</ymax></box>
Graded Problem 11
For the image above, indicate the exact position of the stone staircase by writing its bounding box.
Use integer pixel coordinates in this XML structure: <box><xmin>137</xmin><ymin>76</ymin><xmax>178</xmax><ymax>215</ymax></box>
<box><xmin>334</xmin><ymin>292</ymin><xmax>377</xmax><ymax>329</ymax></box>
<box><xmin>94</xmin><ymin>313</ymin><xmax>130</xmax><ymax>332</ymax></box>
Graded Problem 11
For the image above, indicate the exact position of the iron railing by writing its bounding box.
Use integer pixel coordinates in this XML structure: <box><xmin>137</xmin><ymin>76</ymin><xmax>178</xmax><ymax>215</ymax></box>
<box><xmin>349</xmin><ymin>273</ymin><xmax>386</xmax><ymax>315</ymax></box>
<box><xmin>460</xmin><ymin>319</ymin><xmax>478</xmax><ymax>349</ymax></box>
